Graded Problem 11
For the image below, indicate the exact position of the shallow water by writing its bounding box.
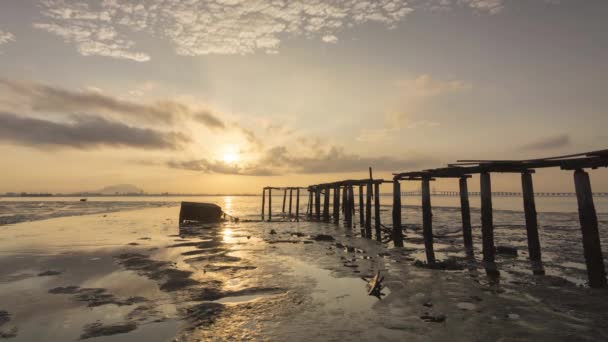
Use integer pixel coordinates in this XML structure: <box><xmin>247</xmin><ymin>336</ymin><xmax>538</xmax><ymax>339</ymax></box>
<box><xmin>0</xmin><ymin>196</ymin><xmax>607</xmax><ymax>341</ymax></box>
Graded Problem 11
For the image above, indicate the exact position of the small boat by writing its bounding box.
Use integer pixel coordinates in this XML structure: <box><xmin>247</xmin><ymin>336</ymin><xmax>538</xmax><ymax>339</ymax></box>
<box><xmin>178</xmin><ymin>202</ymin><xmax>222</xmax><ymax>225</ymax></box>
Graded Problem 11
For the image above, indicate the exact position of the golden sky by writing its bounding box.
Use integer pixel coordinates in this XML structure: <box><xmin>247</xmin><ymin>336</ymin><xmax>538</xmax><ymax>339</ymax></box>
<box><xmin>0</xmin><ymin>0</ymin><xmax>607</xmax><ymax>194</ymax></box>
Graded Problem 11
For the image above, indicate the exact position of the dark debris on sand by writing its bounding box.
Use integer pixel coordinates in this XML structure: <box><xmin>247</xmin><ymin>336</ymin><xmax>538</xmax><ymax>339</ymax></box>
<box><xmin>80</xmin><ymin>322</ymin><xmax>137</xmax><ymax>340</ymax></box>
<box><xmin>37</xmin><ymin>270</ymin><xmax>62</xmax><ymax>276</ymax></box>
<box><xmin>48</xmin><ymin>286</ymin><xmax>147</xmax><ymax>307</ymax></box>
<box><xmin>0</xmin><ymin>310</ymin><xmax>17</xmax><ymax>339</ymax></box>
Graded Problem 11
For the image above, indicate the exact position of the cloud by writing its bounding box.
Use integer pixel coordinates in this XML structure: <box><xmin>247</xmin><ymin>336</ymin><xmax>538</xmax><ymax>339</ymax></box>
<box><xmin>0</xmin><ymin>30</ymin><xmax>15</xmax><ymax>50</ymax></box>
<box><xmin>194</xmin><ymin>110</ymin><xmax>226</xmax><ymax>130</ymax></box>
<box><xmin>167</xmin><ymin>144</ymin><xmax>433</xmax><ymax>176</ymax></box>
<box><xmin>0</xmin><ymin>111</ymin><xmax>189</xmax><ymax>150</ymax></box>
<box><xmin>397</xmin><ymin>74</ymin><xmax>472</xmax><ymax>98</ymax></box>
<box><xmin>35</xmin><ymin>0</ymin><xmax>414</xmax><ymax>58</ymax></box>
<box><xmin>0</xmin><ymin>78</ymin><xmax>225</xmax><ymax>129</ymax></box>
<box><xmin>519</xmin><ymin>134</ymin><xmax>571</xmax><ymax>151</ymax></box>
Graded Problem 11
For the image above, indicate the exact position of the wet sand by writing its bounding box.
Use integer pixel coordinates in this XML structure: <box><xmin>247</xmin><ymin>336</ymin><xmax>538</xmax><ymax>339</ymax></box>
<box><xmin>1</xmin><ymin>205</ymin><xmax>608</xmax><ymax>341</ymax></box>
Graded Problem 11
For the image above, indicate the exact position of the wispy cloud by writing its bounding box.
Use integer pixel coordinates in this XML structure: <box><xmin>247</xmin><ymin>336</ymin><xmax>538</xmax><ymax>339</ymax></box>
<box><xmin>519</xmin><ymin>134</ymin><xmax>571</xmax><ymax>151</ymax></box>
<box><xmin>35</xmin><ymin>0</ymin><xmax>414</xmax><ymax>59</ymax></box>
<box><xmin>0</xmin><ymin>111</ymin><xmax>189</xmax><ymax>150</ymax></box>
<box><xmin>0</xmin><ymin>30</ymin><xmax>15</xmax><ymax>50</ymax></box>
<box><xmin>0</xmin><ymin>78</ymin><xmax>224</xmax><ymax>128</ymax></box>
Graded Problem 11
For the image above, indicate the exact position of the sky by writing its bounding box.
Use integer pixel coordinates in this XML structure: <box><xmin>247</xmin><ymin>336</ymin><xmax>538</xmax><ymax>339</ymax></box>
<box><xmin>0</xmin><ymin>0</ymin><xmax>607</xmax><ymax>194</ymax></box>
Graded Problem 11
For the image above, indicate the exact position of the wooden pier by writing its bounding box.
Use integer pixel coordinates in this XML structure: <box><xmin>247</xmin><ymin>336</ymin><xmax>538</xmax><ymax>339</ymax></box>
<box><xmin>261</xmin><ymin>149</ymin><xmax>608</xmax><ymax>288</ymax></box>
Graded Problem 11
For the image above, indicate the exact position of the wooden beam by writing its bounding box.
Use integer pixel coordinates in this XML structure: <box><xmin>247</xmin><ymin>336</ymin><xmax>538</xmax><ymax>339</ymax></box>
<box><xmin>480</xmin><ymin>172</ymin><xmax>498</xmax><ymax>275</ymax></box>
<box><xmin>574</xmin><ymin>169</ymin><xmax>607</xmax><ymax>288</ymax></box>
<box><xmin>296</xmin><ymin>188</ymin><xmax>300</xmax><ymax>222</ymax></box>
<box><xmin>288</xmin><ymin>188</ymin><xmax>293</xmax><ymax>217</ymax></box>
<box><xmin>282</xmin><ymin>189</ymin><xmax>287</xmax><ymax>214</ymax></box>
<box><xmin>359</xmin><ymin>185</ymin><xmax>365</xmax><ymax>236</ymax></box>
<box><xmin>459</xmin><ymin>177</ymin><xmax>474</xmax><ymax>257</ymax></box>
<box><xmin>421</xmin><ymin>177</ymin><xmax>436</xmax><ymax>264</ymax></box>
<box><xmin>315</xmin><ymin>188</ymin><xmax>321</xmax><ymax>221</ymax></box>
<box><xmin>521</xmin><ymin>171</ymin><xmax>545</xmax><ymax>275</ymax></box>
<box><xmin>333</xmin><ymin>185</ymin><xmax>340</xmax><ymax>224</ymax></box>
<box><xmin>261</xmin><ymin>188</ymin><xmax>266</xmax><ymax>221</ymax></box>
<box><xmin>374</xmin><ymin>182</ymin><xmax>381</xmax><ymax>241</ymax></box>
<box><xmin>268</xmin><ymin>188</ymin><xmax>272</xmax><ymax>222</ymax></box>
<box><xmin>323</xmin><ymin>186</ymin><xmax>330</xmax><ymax>222</ymax></box>
<box><xmin>392</xmin><ymin>180</ymin><xmax>404</xmax><ymax>247</ymax></box>
<box><xmin>365</xmin><ymin>181</ymin><xmax>372</xmax><ymax>239</ymax></box>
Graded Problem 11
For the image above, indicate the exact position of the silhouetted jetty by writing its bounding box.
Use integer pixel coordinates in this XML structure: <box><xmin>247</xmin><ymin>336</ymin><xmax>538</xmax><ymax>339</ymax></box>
<box><xmin>262</xmin><ymin>149</ymin><xmax>608</xmax><ymax>288</ymax></box>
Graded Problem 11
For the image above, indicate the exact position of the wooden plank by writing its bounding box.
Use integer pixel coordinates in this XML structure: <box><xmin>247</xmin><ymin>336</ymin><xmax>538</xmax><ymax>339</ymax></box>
<box><xmin>333</xmin><ymin>185</ymin><xmax>340</xmax><ymax>224</ymax></box>
<box><xmin>392</xmin><ymin>180</ymin><xmax>404</xmax><ymax>247</ymax></box>
<box><xmin>365</xmin><ymin>182</ymin><xmax>372</xmax><ymax>239</ymax></box>
<box><xmin>261</xmin><ymin>188</ymin><xmax>266</xmax><ymax>221</ymax></box>
<box><xmin>521</xmin><ymin>171</ymin><xmax>545</xmax><ymax>275</ymax></box>
<box><xmin>421</xmin><ymin>177</ymin><xmax>436</xmax><ymax>264</ymax></box>
<box><xmin>574</xmin><ymin>170</ymin><xmax>607</xmax><ymax>288</ymax></box>
<box><xmin>296</xmin><ymin>188</ymin><xmax>300</xmax><ymax>222</ymax></box>
<box><xmin>480</xmin><ymin>172</ymin><xmax>498</xmax><ymax>275</ymax></box>
<box><xmin>268</xmin><ymin>188</ymin><xmax>272</xmax><ymax>222</ymax></box>
<box><xmin>374</xmin><ymin>182</ymin><xmax>381</xmax><ymax>241</ymax></box>
<box><xmin>459</xmin><ymin>177</ymin><xmax>474</xmax><ymax>257</ymax></box>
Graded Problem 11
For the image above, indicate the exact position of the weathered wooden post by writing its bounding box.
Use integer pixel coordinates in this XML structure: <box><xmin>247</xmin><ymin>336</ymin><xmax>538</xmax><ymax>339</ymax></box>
<box><xmin>261</xmin><ymin>188</ymin><xmax>266</xmax><ymax>221</ymax></box>
<box><xmin>421</xmin><ymin>177</ymin><xmax>436</xmax><ymax>264</ymax></box>
<box><xmin>521</xmin><ymin>171</ymin><xmax>545</xmax><ymax>275</ymax></box>
<box><xmin>333</xmin><ymin>185</ymin><xmax>340</xmax><ymax>224</ymax></box>
<box><xmin>268</xmin><ymin>188</ymin><xmax>272</xmax><ymax>222</ymax></box>
<box><xmin>392</xmin><ymin>179</ymin><xmax>404</xmax><ymax>247</ymax></box>
<box><xmin>346</xmin><ymin>186</ymin><xmax>353</xmax><ymax>229</ymax></box>
<box><xmin>374</xmin><ymin>182</ymin><xmax>381</xmax><ymax>241</ymax></box>
<box><xmin>307</xmin><ymin>189</ymin><xmax>312</xmax><ymax>217</ymax></box>
<box><xmin>323</xmin><ymin>186</ymin><xmax>330</xmax><ymax>222</ymax></box>
<box><xmin>459</xmin><ymin>177</ymin><xmax>474</xmax><ymax>257</ymax></box>
<box><xmin>282</xmin><ymin>189</ymin><xmax>287</xmax><ymax>215</ymax></box>
<box><xmin>358</xmin><ymin>185</ymin><xmax>365</xmax><ymax>235</ymax></box>
<box><xmin>480</xmin><ymin>172</ymin><xmax>498</xmax><ymax>275</ymax></box>
<box><xmin>315</xmin><ymin>187</ymin><xmax>321</xmax><ymax>221</ymax></box>
<box><xmin>365</xmin><ymin>181</ymin><xmax>372</xmax><ymax>239</ymax></box>
<box><xmin>296</xmin><ymin>188</ymin><xmax>300</xmax><ymax>222</ymax></box>
<box><xmin>573</xmin><ymin>169</ymin><xmax>606</xmax><ymax>288</ymax></box>
<box><xmin>342</xmin><ymin>185</ymin><xmax>347</xmax><ymax>214</ymax></box>
<box><xmin>289</xmin><ymin>188</ymin><xmax>293</xmax><ymax>217</ymax></box>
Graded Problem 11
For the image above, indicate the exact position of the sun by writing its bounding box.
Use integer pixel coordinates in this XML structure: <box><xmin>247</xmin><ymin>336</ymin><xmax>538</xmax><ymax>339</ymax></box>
<box><xmin>222</xmin><ymin>151</ymin><xmax>239</xmax><ymax>164</ymax></box>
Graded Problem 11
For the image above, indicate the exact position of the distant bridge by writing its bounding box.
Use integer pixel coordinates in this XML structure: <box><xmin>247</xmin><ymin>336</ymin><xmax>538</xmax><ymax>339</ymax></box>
<box><xmin>400</xmin><ymin>191</ymin><xmax>608</xmax><ymax>197</ymax></box>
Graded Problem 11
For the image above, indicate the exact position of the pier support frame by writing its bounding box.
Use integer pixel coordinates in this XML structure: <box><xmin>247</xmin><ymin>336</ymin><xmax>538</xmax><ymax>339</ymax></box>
<box><xmin>459</xmin><ymin>177</ymin><xmax>474</xmax><ymax>257</ymax></box>
<box><xmin>315</xmin><ymin>188</ymin><xmax>321</xmax><ymax>221</ymax></box>
<box><xmin>289</xmin><ymin>189</ymin><xmax>293</xmax><ymax>217</ymax></box>
<box><xmin>374</xmin><ymin>183</ymin><xmax>381</xmax><ymax>241</ymax></box>
<box><xmin>574</xmin><ymin>169</ymin><xmax>607</xmax><ymax>288</ymax></box>
<box><xmin>365</xmin><ymin>182</ymin><xmax>372</xmax><ymax>239</ymax></box>
<box><xmin>346</xmin><ymin>186</ymin><xmax>354</xmax><ymax>229</ymax></box>
<box><xmin>392</xmin><ymin>180</ymin><xmax>404</xmax><ymax>247</ymax></box>
<box><xmin>421</xmin><ymin>177</ymin><xmax>436</xmax><ymax>264</ymax></box>
<box><xmin>268</xmin><ymin>188</ymin><xmax>272</xmax><ymax>222</ymax></box>
<box><xmin>521</xmin><ymin>171</ymin><xmax>545</xmax><ymax>275</ymax></box>
<box><xmin>480</xmin><ymin>172</ymin><xmax>498</xmax><ymax>275</ymax></box>
<box><xmin>282</xmin><ymin>189</ymin><xmax>287</xmax><ymax>215</ymax></box>
<box><xmin>333</xmin><ymin>186</ymin><xmax>340</xmax><ymax>224</ymax></box>
<box><xmin>323</xmin><ymin>186</ymin><xmax>331</xmax><ymax>222</ymax></box>
<box><xmin>261</xmin><ymin>188</ymin><xmax>266</xmax><ymax>221</ymax></box>
<box><xmin>359</xmin><ymin>185</ymin><xmax>365</xmax><ymax>235</ymax></box>
<box><xmin>296</xmin><ymin>189</ymin><xmax>300</xmax><ymax>222</ymax></box>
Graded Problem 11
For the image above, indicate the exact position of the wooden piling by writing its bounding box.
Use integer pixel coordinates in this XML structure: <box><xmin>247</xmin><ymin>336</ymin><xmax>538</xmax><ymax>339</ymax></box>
<box><xmin>282</xmin><ymin>189</ymin><xmax>287</xmax><ymax>214</ymax></box>
<box><xmin>289</xmin><ymin>189</ymin><xmax>293</xmax><ymax>217</ymax></box>
<box><xmin>323</xmin><ymin>186</ymin><xmax>330</xmax><ymax>222</ymax></box>
<box><xmin>392</xmin><ymin>180</ymin><xmax>404</xmax><ymax>247</ymax></box>
<box><xmin>261</xmin><ymin>188</ymin><xmax>266</xmax><ymax>221</ymax></box>
<box><xmin>296</xmin><ymin>188</ymin><xmax>300</xmax><ymax>222</ymax></box>
<box><xmin>480</xmin><ymin>172</ymin><xmax>498</xmax><ymax>275</ymax></box>
<box><xmin>421</xmin><ymin>177</ymin><xmax>436</xmax><ymax>264</ymax></box>
<box><xmin>573</xmin><ymin>169</ymin><xmax>607</xmax><ymax>288</ymax></box>
<box><xmin>521</xmin><ymin>171</ymin><xmax>545</xmax><ymax>275</ymax></box>
<box><xmin>459</xmin><ymin>177</ymin><xmax>474</xmax><ymax>257</ymax></box>
<box><xmin>333</xmin><ymin>185</ymin><xmax>340</xmax><ymax>224</ymax></box>
<box><xmin>268</xmin><ymin>188</ymin><xmax>272</xmax><ymax>222</ymax></box>
<box><xmin>346</xmin><ymin>186</ymin><xmax>353</xmax><ymax>229</ymax></box>
<box><xmin>342</xmin><ymin>186</ymin><xmax>347</xmax><ymax>215</ymax></box>
<box><xmin>374</xmin><ymin>183</ymin><xmax>381</xmax><ymax>241</ymax></box>
<box><xmin>315</xmin><ymin>188</ymin><xmax>321</xmax><ymax>221</ymax></box>
<box><xmin>359</xmin><ymin>185</ymin><xmax>365</xmax><ymax>236</ymax></box>
<box><xmin>307</xmin><ymin>190</ymin><xmax>312</xmax><ymax>217</ymax></box>
<box><xmin>365</xmin><ymin>182</ymin><xmax>372</xmax><ymax>239</ymax></box>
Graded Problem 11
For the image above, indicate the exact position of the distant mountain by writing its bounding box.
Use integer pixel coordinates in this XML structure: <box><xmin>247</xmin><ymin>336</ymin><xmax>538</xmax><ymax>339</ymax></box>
<box><xmin>97</xmin><ymin>184</ymin><xmax>144</xmax><ymax>195</ymax></box>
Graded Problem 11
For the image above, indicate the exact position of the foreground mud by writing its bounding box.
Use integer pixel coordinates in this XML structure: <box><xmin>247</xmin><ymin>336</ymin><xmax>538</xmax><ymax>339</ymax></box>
<box><xmin>0</xmin><ymin>205</ymin><xmax>607</xmax><ymax>341</ymax></box>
